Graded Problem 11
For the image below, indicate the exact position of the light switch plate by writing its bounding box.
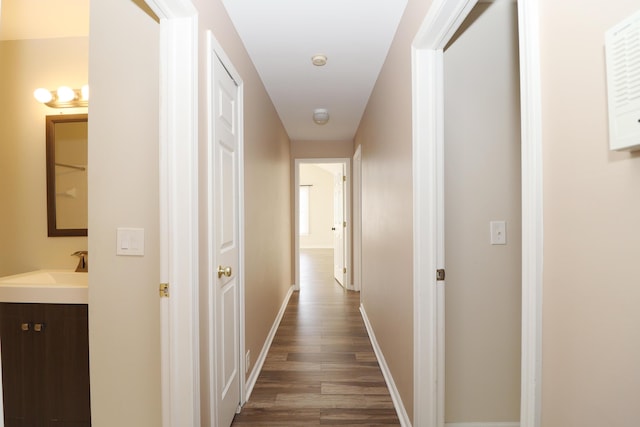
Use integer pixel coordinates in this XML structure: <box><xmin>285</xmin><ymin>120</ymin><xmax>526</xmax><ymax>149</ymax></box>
<box><xmin>490</xmin><ymin>221</ymin><xmax>506</xmax><ymax>245</ymax></box>
<box><xmin>116</xmin><ymin>228</ymin><xmax>145</xmax><ymax>256</ymax></box>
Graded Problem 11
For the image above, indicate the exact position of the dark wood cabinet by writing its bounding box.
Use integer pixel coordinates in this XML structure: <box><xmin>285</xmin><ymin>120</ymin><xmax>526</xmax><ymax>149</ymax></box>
<box><xmin>0</xmin><ymin>303</ymin><xmax>91</xmax><ymax>427</ymax></box>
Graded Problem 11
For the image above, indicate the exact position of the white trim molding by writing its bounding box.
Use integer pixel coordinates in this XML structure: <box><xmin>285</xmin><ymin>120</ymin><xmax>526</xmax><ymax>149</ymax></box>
<box><xmin>411</xmin><ymin>1</ymin><xmax>543</xmax><ymax>427</ymax></box>
<box><xmin>516</xmin><ymin>1</ymin><xmax>544</xmax><ymax>425</ymax></box>
<box><xmin>352</xmin><ymin>145</ymin><xmax>362</xmax><ymax>293</ymax></box>
<box><xmin>360</xmin><ymin>305</ymin><xmax>411</xmax><ymax>427</ymax></box>
<box><xmin>145</xmin><ymin>0</ymin><xmax>200</xmax><ymax>426</ymax></box>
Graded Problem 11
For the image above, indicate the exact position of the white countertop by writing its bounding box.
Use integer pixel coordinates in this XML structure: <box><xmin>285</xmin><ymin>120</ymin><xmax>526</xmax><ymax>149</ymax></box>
<box><xmin>0</xmin><ymin>270</ymin><xmax>88</xmax><ymax>304</ymax></box>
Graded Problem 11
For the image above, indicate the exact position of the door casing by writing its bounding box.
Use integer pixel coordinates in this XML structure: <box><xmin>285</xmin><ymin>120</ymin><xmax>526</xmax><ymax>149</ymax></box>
<box><xmin>148</xmin><ymin>0</ymin><xmax>247</xmax><ymax>425</ymax></box>
<box><xmin>352</xmin><ymin>146</ymin><xmax>362</xmax><ymax>293</ymax></box>
<box><xmin>294</xmin><ymin>158</ymin><xmax>351</xmax><ymax>291</ymax></box>
<box><xmin>143</xmin><ymin>1</ymin><xmax>200</xmax><ymax>426</ymax></box>
<box><xmin>332</xmin><ymin>164</ymin><xmax>347</xmax><ymax>287</ymax></box>
<box><xmin>411</xmin><ymin>0</ymin><xmax>543</xmax><ymax>426</ymax></box>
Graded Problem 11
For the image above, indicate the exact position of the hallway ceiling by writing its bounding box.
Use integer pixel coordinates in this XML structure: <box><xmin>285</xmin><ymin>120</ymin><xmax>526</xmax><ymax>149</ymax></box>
<box><xmin>1</xmin><ymin>0</ymin><xmax>407</xmax><ymax>143</ymax></box>
<box><xmin>221</xmin><ymin>0</ymin><xmax>408</xmax><ymax>142</ymax></box>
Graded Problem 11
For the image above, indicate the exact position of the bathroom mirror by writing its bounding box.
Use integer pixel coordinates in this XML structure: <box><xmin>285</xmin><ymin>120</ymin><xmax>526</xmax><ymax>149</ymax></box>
<box><xmin>46</xmin><ymin>114</ymin><xmax>88</xmax><ymax>237</ymax></box>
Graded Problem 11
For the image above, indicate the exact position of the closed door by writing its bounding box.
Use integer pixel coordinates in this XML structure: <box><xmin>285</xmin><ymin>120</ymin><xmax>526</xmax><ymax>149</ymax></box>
<box><xmin>212</xmin><ymin>52</ymin><xmax>240</xmax><ymax>427</ymax></box>
<box><xmin>333</xmin><ymin>166</ymin><xmax>345</xmax><ymax>285</ymax></box>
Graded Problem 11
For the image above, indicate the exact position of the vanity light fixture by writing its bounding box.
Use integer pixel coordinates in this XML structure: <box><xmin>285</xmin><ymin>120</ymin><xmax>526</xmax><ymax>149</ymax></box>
<box><xmin>313</xmin><ymin>108</ymin><xmax>329</xmax><ymax>125</ymax></box>
<box><xmin>33</xmin><ymin>85</ymin><xmax>89</xmax><ymax>108</ymax></box>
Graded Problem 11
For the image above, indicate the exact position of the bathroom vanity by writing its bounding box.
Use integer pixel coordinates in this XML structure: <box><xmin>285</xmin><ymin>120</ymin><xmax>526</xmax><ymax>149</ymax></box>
<box><xmin>0</xmin><ymin>270</ymin><xmax>90</xmax><ymax>427</ymax></box>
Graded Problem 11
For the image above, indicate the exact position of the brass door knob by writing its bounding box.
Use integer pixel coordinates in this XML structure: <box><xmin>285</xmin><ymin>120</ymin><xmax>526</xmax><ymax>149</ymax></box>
<box><xmin>217</xmin><ymin>266</ymin><xmax>232</xmax><ymax>278</ymax></box>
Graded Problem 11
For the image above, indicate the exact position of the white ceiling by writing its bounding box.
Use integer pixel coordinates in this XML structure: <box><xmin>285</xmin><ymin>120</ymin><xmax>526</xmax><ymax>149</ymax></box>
<box><xmin>1</xmin><ymin>0</ymin><xmax>407</xmax><ymax>142</ymax></box>
<box><xmin>0</xmin><ymin>0</ymin><xmax>89</xmax><ymax>40</ymax></box>
<box><xmin>221</xmin><ymin>0</ymin><xmax>408</xmax><ymax>142</ymax></box>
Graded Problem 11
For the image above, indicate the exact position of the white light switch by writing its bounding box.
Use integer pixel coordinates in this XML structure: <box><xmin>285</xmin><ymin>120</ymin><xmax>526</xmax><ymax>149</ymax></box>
<box><xmin>490</xmin><ymin>221</ymin><xmax>507</xmax><ymax>245</ymax></box>
<box><xmin>117</xmin><ymin>228</ymin><xmax>145</xmax><ymax>256</ymax></box>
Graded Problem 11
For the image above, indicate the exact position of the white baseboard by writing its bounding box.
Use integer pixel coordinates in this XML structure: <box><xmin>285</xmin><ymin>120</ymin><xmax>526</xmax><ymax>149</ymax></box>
<box><xmin>244</xmin><ymin>285</ymin><xmax>295</xmax><ymax>400</ymax></box>
<box><xmin>445</xmin><ymin>423</ymin><xmax>520</xmax><ymax>427</ymax></box>
<box><xmin>299</xmin><ymin>245</ymin><xmax>333</xmax><ymax>249</ymax></box>
<box><xmin>360</xmin><ymin>305</ymin><xmax>411</xmax><ymax>427</ymax></box>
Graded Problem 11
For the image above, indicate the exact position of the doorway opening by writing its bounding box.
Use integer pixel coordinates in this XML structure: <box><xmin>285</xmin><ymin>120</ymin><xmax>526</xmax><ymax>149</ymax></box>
<box><xmin>411</xmin><ymin>0</ymin><xmax>543</xmax><ymax>426</ymax></box>
<box><xmin>443</xmin><ymin>1</ymin><xmax>522</xmax><ymax>424</ymax></box>
<box><xmin>294</xmin><ymin>159</ymin><xmax>351</xmax><ymax>293</ymax></box>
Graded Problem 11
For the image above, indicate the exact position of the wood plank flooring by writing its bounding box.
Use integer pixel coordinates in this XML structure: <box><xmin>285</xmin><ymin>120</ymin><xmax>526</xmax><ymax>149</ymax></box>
<box><xmin>232</xmin><ymin>249</ymin><xmax>400</xmax><ymax>426</ymax></box>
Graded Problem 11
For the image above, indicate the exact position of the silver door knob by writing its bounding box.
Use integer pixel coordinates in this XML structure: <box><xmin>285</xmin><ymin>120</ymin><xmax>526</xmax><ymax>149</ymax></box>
<box><xmin>217</xmin><ymin>266</ymin><xmax>232</xmax><ymax>278</ymax></box>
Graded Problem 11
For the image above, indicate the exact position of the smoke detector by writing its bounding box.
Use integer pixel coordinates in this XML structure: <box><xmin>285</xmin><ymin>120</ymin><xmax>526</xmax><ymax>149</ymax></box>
<box><xmin>313</xmin><ymin>108</ymin><xmax>329</xmax><ymax>125</ymax></box>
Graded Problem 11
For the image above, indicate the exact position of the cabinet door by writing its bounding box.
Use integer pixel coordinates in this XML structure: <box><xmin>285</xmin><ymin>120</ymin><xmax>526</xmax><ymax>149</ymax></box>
<box><xmin>0</xmin><ymin>303</ymin><xmax>42</xmax><ymax>427</ymax></box>
<box><xmin>41</xmin><ymin>304</ymin><xmax>91</xmax><ymax>426</ymax></box>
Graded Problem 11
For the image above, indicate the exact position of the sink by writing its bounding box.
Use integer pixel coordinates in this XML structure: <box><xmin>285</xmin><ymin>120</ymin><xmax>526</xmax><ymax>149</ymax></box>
<box><xmin>0</xmin><ymin>270</ymin><xmax>88</xmax><ymax>304</ymax></box>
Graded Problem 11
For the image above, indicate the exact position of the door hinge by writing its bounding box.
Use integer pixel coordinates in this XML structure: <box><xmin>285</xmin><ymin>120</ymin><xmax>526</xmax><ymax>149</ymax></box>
<box><xmin>343</xmin><ymin>267</ymin><xmax>347</xmax><ymax>274</ymax></box>
<box><xmin>159</xmin><ymin>283</ymin><xmax>170</xmax><ymax>298</ymax></box>
<box><xmin>343</xmin><ymin>221</ymin><xmax>347</xmax><ymax>228</ymax></box>
<box><xmin>343</xmin><ymin>175</ymin><xmax>346</xmax><ymax>182</ymax></box>
<box><xmin>436</xmin><ymin>269</ymin><xmax>445</xmax><ymax>281</ymax></box>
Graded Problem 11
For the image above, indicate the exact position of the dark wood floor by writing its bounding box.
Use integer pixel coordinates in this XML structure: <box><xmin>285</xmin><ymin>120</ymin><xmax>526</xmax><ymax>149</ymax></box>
<box><xmin>231</xmin><ymin>249</ymin><xmax>400</xmax><ymax>426</ymax></box>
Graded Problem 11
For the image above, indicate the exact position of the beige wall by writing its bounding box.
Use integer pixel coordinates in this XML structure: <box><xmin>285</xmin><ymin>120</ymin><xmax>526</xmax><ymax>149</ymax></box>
<box><xmin>359</xmin><ymin>0</ymin><xmax>640</xmax><ymax>424</ymax></box>
<box><xmin>83</xmin><ymin>0</ymin><xmax>640</xmax><ymax>425</ymax></box>
<box><xmin>354</xmin><ymin>0</ymin><xmax>434</xmax><ymax>420</ymax></box>
<box><xmin>0</xmin><ymin>38</ymin><xmax>88</xmax><ymax>278</ymax></box>
<box><xmin>299</xmin><ymin>164</ymin><xmax>334</xmax><ymax>249</ymax></box>
<box><xmin>291</xmin><ymin>139</ymin><xmax>353</xmax><ymax>159</ymax></box>
<box><xmin>88</xmin><ymin>0</ymin><xmax>291</xmax><ymax>425</ymax></box>
<box><xmin>444</xmin><ymin>1</ymin><xmax>521</xmax><ymax>422</ymax></box>
<box><xmin>88</xmin><ymin>1</ymin><xmax>161</xmax><ymax>425</ymax></box>
<box><xmin>192</xmin><ymin>3</ymin><xmax>292</xmax><ymax>416</ymax></box>
<box><xmin>540</xmin><ymin>1</ymin><xmax>640</xmax><ymax>425</ymax></box>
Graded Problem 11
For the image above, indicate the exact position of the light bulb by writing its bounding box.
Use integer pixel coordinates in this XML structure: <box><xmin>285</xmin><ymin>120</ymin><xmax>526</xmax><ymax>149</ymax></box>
<box><xmin>311</xmin><ymin>54</ymin><xmax>327</xmax><ymax>66</ymax></box>
<box><xmin>81</xmin><ymin>84</ymin><xmax>89</xmax><ymax>101</ymax></box>
<box><xmin>57</xmin><ymin>86</ymin><xmax>75</xmax><ymax>102</ymax></box>
<box><xmin>33</xmin><ymin>88</ymin><xmax>53</xmax><ymax>103</ymax></box>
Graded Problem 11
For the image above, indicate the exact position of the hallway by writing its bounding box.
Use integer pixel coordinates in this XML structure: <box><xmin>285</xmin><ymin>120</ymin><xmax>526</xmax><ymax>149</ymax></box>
<box><xmin>231</xmin><ymin>249</ymin><xmax>400</xmax><ymax>426</ymax></box>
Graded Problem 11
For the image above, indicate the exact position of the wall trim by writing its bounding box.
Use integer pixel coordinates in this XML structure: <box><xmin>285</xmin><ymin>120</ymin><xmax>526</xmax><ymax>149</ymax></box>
<box><xmin>360</xmin><ymin>305</ymin><xmax>411</xmax><ymax>427</ymax></box>
<box><xmin>244</xmin><ymin>285</ymin><xmax>294</xmax><ymax>400</ymax></box>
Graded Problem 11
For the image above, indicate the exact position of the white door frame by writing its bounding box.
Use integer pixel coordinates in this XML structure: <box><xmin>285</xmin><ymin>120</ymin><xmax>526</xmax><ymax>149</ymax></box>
<box><xmin>352</xmin><ymin>146</ymin><xmax>362</xmax><ymax>293</ymax></box>
<box><xmin>142</xmin><ymin>0</ymin><xmax>200</xmax><ymax>426</ymax></box>
<box><xmin>294</xmin><ymin>158</ymin><xmax>352</xmax><ymax>291</ymax></box>
<box><xmin>142</xmin><ymin>1</ymin><xmax>246</xmax><ymax>427</ymax></box>
<box><xmin>411</xmin><ymin>0</ymin><xmax>543</xmax><ymax>426</ymax></box>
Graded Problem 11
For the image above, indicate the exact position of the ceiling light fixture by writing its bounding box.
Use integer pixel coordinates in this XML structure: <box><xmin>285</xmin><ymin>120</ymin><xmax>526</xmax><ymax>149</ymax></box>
<box><xmin>33</xmin><ymin>85</ymin><xmax>89</xmax><ymax>108</ymax></box>
<box><xmin>313</xmin><ymin>108</ymin><xmax>329</xmax><ymax>125</ymax></box>
<box><xmin>311</xmin><ymin>54</ymin><xmax>327</xmax><ymax>66</ymax></box>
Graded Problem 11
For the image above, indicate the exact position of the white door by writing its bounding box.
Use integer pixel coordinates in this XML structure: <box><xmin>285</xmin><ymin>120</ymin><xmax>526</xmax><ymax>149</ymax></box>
<box><xmin>212</xmin><ymin>52</ymin><xmax>240</xmax><ymax>427</ymax></box>
<box><xmin>333</xmin><ymin>166</ymin><xmax>345</xmax><ymax>286</ymax></box>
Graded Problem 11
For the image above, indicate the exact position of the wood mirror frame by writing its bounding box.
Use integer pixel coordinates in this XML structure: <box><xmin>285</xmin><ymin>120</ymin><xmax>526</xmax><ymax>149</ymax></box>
<box><xmin>46</xmin><ymin>114</ymin><xmax>88</xmax><ymax>237</ymax></box>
